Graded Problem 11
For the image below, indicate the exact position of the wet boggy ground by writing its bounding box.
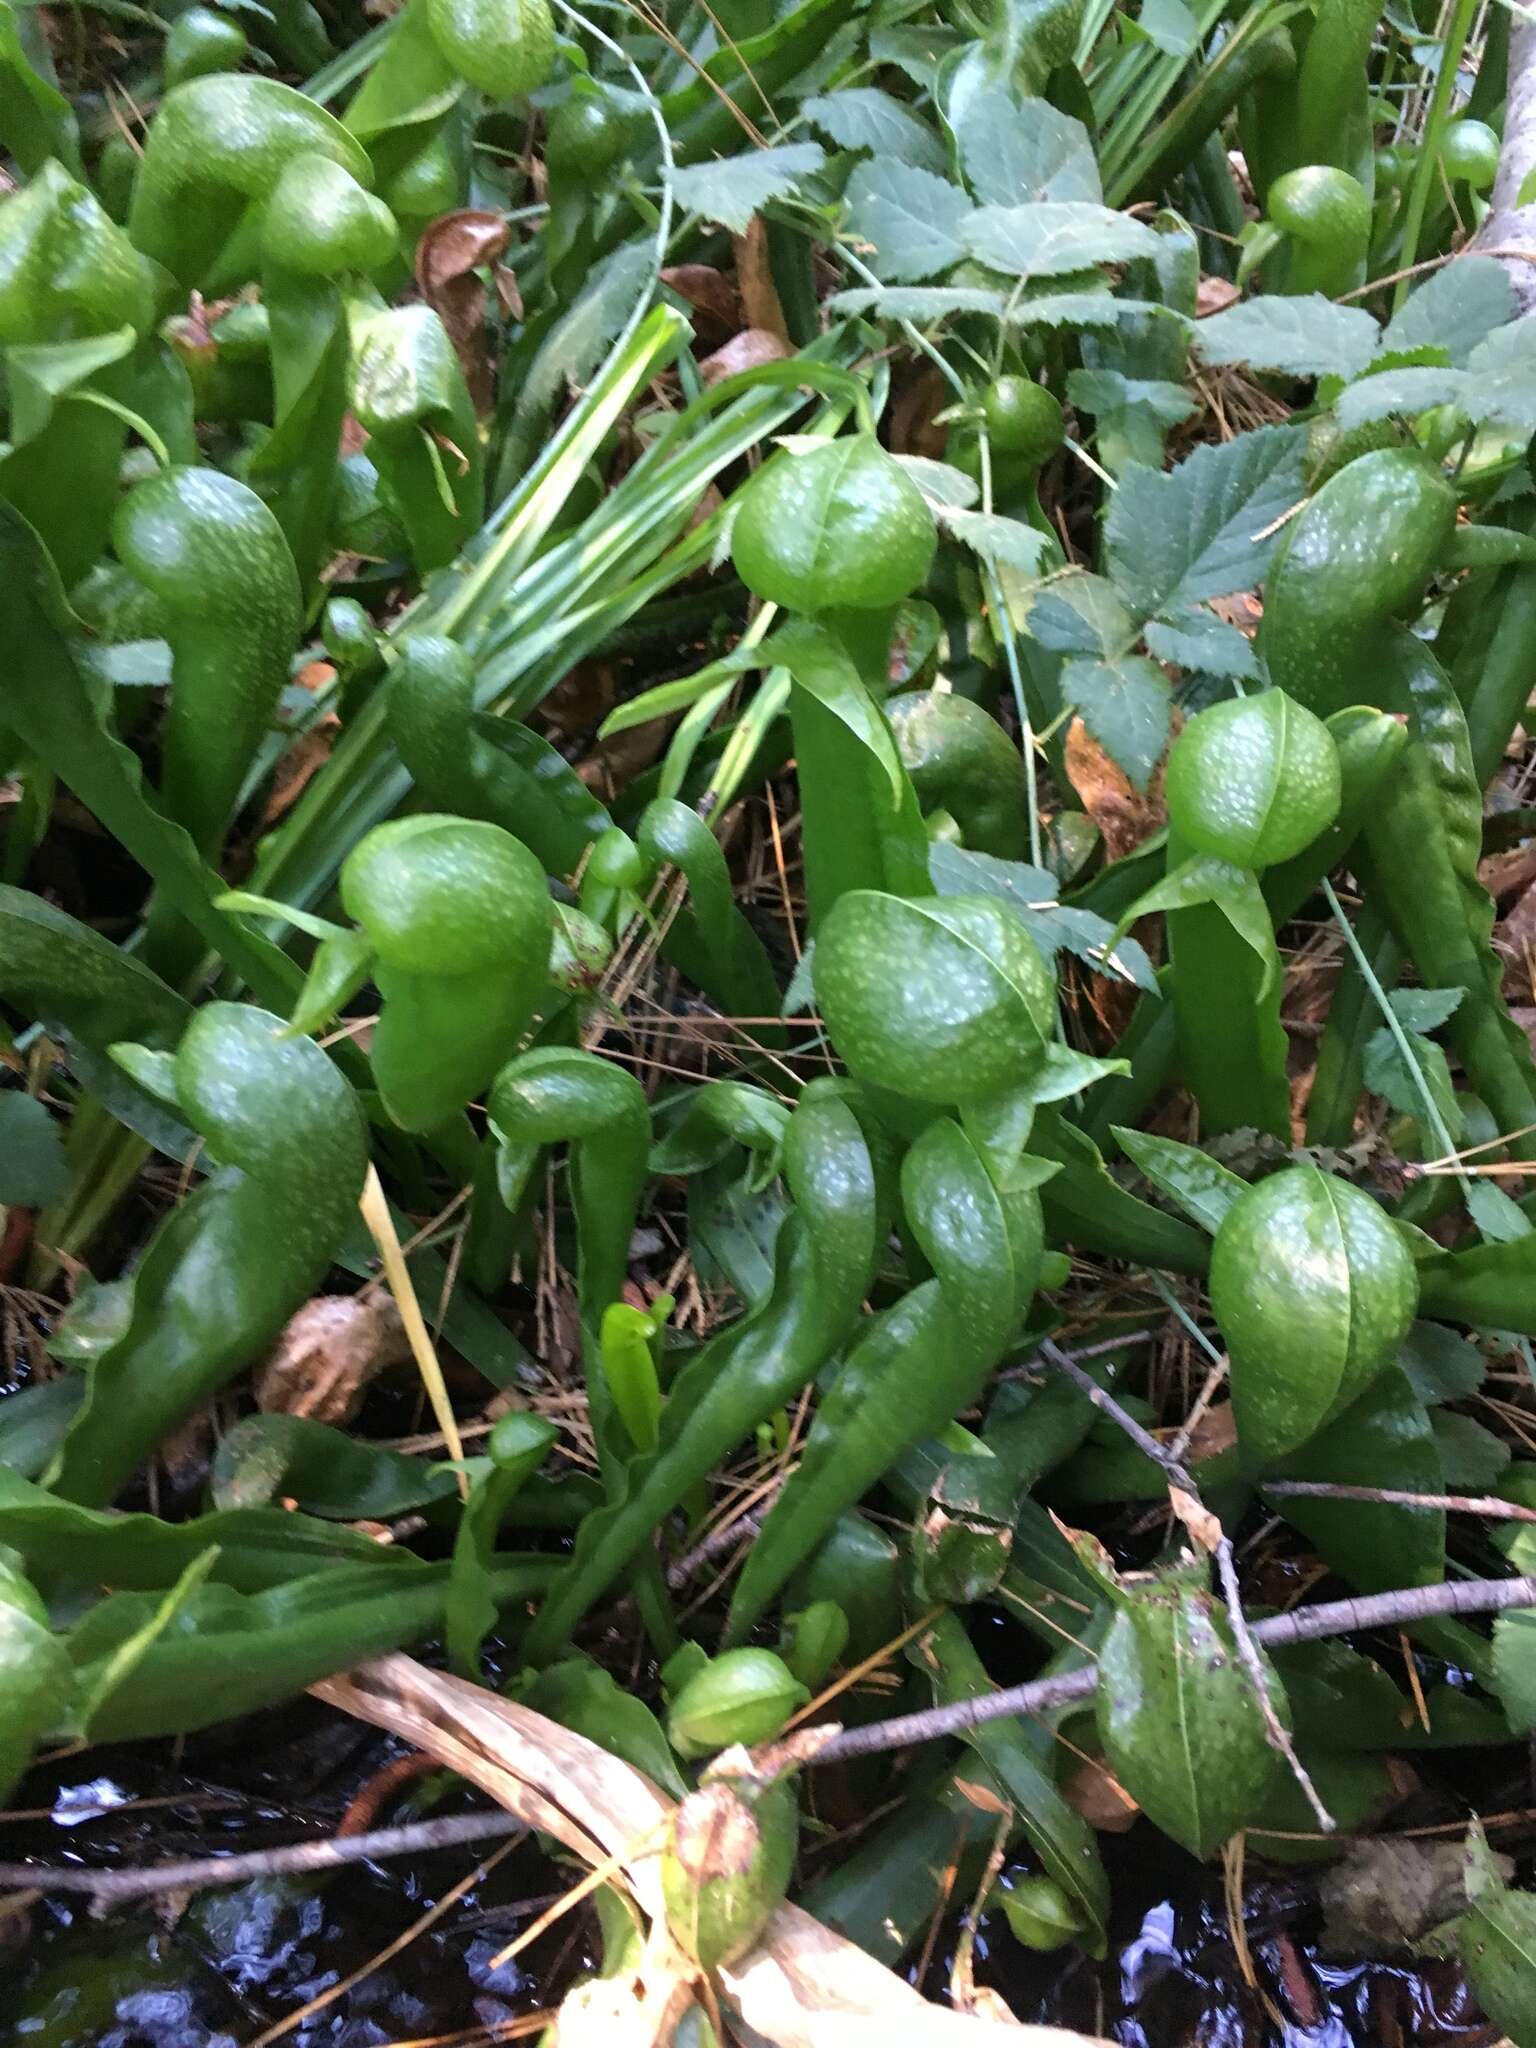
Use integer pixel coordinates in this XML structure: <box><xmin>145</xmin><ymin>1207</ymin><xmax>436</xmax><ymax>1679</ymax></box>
<box><xmin>0</xmin><ymin>1705</ymin><xmax>1515</xmax><ymax>2047</ymax></box>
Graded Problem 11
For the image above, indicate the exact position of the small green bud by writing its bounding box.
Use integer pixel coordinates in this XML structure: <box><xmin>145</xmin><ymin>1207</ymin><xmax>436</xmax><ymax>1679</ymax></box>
<box><xmin>997</xmin><ymin>1871</ymin><xmax>1087</xmax><ymax>1952</ymax></box>
<box><xmin>666</xmin><ymin>1649</ymin><xmax>809</xmax><ymax>1760</ymax></box>
<box><xmin>779</xmin><ymin>1601</ymin><xmax>848</xmax><ymax>1690</ymax></box>
<box><xmin>661</xmin><ymin>1767</ymin><xmax>799</xmax><ymax>1970</ymax></box>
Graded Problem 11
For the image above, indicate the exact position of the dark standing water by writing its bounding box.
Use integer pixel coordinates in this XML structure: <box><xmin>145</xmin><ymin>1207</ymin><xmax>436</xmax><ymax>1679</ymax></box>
<box><xmin>0</xmin><ymin>1706</ymin><xmax>1508</xmax><ymax>2047</ymax></box>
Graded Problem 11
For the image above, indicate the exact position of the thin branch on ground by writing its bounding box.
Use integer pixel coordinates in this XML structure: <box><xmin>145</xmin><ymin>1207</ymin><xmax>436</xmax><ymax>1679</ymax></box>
<box><xmin>1035</xmin><ymin>1339</ymin><xmax>1335</xmax><ymax>1833</ymax></box>
<box><xmin>808</xmin><ymin>1574</ymin><xmax>1536</xmax><ymax>1764</ymax></box>
<box><xmin>0</xmin><ymin>1809</ymin><xmax>526</xmax><ymax>1903</ymax></box>
<box><xmin>1264</xmin><ymin>1480</ymin><xmax>1536</xmax><ymax>1523</ymax></box>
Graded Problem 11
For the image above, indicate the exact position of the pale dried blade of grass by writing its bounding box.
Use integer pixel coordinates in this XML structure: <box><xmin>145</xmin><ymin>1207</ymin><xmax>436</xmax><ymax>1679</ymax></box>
<box><xmin>312</xmin><ymin>1655</ymin><xmax>1111</xmax><ymax>2048</ymax></box>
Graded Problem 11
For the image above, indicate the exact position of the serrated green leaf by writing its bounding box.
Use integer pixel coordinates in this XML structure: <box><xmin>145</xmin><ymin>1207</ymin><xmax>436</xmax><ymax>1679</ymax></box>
<box><xmin>1112</xmin><ymin>1126</ymin><xmax>1246</xmax><ymax>1233</ymax></box>
<box><xmin>1104</xmin><ymin>425</ymin><xmax>1307</xmax><ymax>614</ymax></box>
<box><xmin>1432</xmin><ymin>1410</ymin><xmax>1509</xmax><ymax>1488</ymax></box>
<box><xmin>519</xmin><ymin>238</ymin><xmax>654</xmax><ymax>420</ymax></box>
<box><xmin>1397</xmin><ymin>1321</ymin><xmax>1485</xmax><ymax>1405</ymax></box>
<box><xmin>963</xmin><ymin>201</ymin><xmax>1160</xmax><ymax>278</ymax></box>
<box><xmin>927</xmin><ymin>841</ymin><xmax>1157</xmax><ymax>987</ymax></box>
<box><xmin>1068</xmin><ymin>366</ymin><xmax>1196</xmax><ymax>428</ymax></box>
<box><xmin>1462</xmin><ymin>314</ymin><xmax>1536</xmax><ymax>434</ymax></box>
<box><xmin>867</xmin><ymin>20</ymin><xmax>967</xmax><ymax>85</ymax></box>
<box><xmin>1363</xmin><ymin>1024</ymin><xmax>1462</xmax><ymax>1137</ymax></box>
<box><xmin>955</xmin><ymin>87</ymin><xmax>1100</xmax><ymax>205</ymax></box>
<box><xmin>1493</xmin><ymin>1610</ymin><xmax>1536</xmax><ymax>1732</ymax></box>
<box><xmin>1467</xmin><ymin>1177</ymin><xmax>1532</xmax><ymax>1245</ymax></box>
<box><xmin>1381</xmin><ymin>258</ymin><xmax>1515</xmax><ymax>366</ymax></box>
<box><xmin>941</xmin><ymin>506</ymin><xmax>1050</xmax><ymax>572</ymax></box>
<box><xmin>1143</xmin><ymin>611</ymin><xmax>1259</xmax><ymax>679</ymax></box>
<box><xmin>826</xmin><ymin>284</ymin><xmax>1010</xmax><ymax>319</ymax></box>
<box><xmin>803</xmin><ymin>88</ymin><xmax>944</xmax><ymax>172</ymax></box>
<box><xmin>1334</xmin><ymin>366</ymin><xmax>1469</xmax><ymax>433</ymax></box>
<box><xmin>1194</xmin><ymin>295</ymin><xmax>1380</xmax><ymax>379</ymax></box>
<box><xmin>670</xmin><ymin>141</ymin><xmax>826</xmax><ymax>234</ymax></box>
<box><xmin>1062</xmin><ymin>652</ymin><xmax>1171</xmax><ymax>791</ymax></box>
<box><xmin>1027</xmin><ymin>571</ymin><xmax>1134</xmax><ymax>656</ymax></box>
<box><xmin>1392</xmin><ymin>987</ymin><xmax>1465</xmax><ymax>1032</ymax></box>
<box><xmin>843</xmin><ymin>157</ymin><xmax>972</xmax><ymax>282</ymax></box>
<box><xmin>1013</xmin><ymin>292</ymin><xmax>1183</xmax><ymax>332</ymax></box>
<box><xmin>0</xmin><ymin>1093</ymin><xmax>67</xmax><ymax>1208</ymax></box>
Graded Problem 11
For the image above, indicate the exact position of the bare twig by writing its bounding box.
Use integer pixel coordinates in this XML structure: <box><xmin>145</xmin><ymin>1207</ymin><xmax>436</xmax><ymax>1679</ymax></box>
<box><xmin>0</xmin><ymin>1810</ymin><xmax>526</xmax><ymax>1903</ymax></box>
<box><xmin>1034</xmin><ymin>1340</ymin><xmax>1335</xmax><ymax>1833</ymax></box>
<box><xmin>1265</xmin><ymin>1480</ymin><xmax>1536</xmax><ymax>1524</ymax></box>
<box><xmin>809</xmin><ymin>1574</ymin><xmax>1536</xmax><ymax>1763</ymax></box>
<box><xmin>666</xmin><ymin>1495</ymin><xmax>775</xmax><ymax>1587</ymax></box>
<box><xmin>1469</xmin><ymin>17</ymin><xmax>1536</xmax><ymax>308</ymax></box>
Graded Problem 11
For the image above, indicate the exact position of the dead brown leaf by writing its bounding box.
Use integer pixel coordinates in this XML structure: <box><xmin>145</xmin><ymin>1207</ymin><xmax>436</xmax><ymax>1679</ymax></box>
<box><xmin>1064</xmin><ymin>717</ymin><xmax>1167</xmax><ymax>861</ymax></box>
<box><xmin>255</xmin><ymin>1295</ymin><xmax>410</xmax><ymax>1425</ymax></box>
<box><xmin>700</xmin><ymin>326</ymin><xmax>792</xmax><ymax>384</ymax></box>
<box><xmin>1495</xmin><ymin>879</ymin><xmax>1536</xmax><ymax>1001</ymax></box>
<box><xmin>262</xmin><ymin>705</ymin><xmax>341</xmax><ymax>828</ymax></box>
<box><xmin>1210</xmin><ymin>590</ymin><xmax>1263</xmax><ymax>634</ymax></box>
<box><xmin>1481</xmin><ymin>839</ymin><xmax>1536</xmax><ymax>903</ymax></box>
<box><xmin>1196</xmin><ymin>275</ymin><xmax>1241</xmax><ymax>317</ymax></box>
<box><xmin>953</xmin><ymin>1776</ymin><xmax>1011</xmax><ymax>1818</ymax></box>
<box><xmin>891</xmin><ymin>365</ymin><xmax>949</xmax><ymax>460</ymax></box>
<box><xmin>414</xmin><ymin>210</ymin><xmax>514</xmax><ymax>415</ymax></box>
<box><xmin>659</xmin><ymin>263</ymin><xmax>741</xmax><ymax>343</ymax></box>
<box><xmin>735</xmin><ymin>216</ymin><xmax>790</xmax><ymax>343</ymax></box>
<box><xmin>1062</xmin><ymin>1754</ymin><xmax>1139</xmax><ymax>1833</ymax></box>
<box><xmin>1185</xmin><ymin>1399</ymin><xmax>1237</xmax><ymax>1466</ymax></box>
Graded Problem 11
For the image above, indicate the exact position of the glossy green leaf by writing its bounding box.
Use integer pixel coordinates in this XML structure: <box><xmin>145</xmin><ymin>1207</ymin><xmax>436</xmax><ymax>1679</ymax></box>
<box><xmin>520</xmin><ymin>1081</ymin><xmax>884</xmax><ymax>1664</ymax></box>
<box><xmin>521</xmin><ymin>1657</ymin><xmax>686</xmax><ymax>1797</ymax></box>
<box><xmin>1267</xmin><ymin>1369</ymin><xmax>1446</xmax><ymax>1592</ymax></box>
<box><xmin>67</xmin><ymin>1556</ymin><xmax>553</xmax><ymax>1742</ymax></box>
<box><xmin>0</xmin><ymin>1467</ymin><xmax>417</xmax><ymax>1596</ymax></box>
<box><xmin>49</xmin><ymin>1005</ymin><xmax>368</xmax><ymax>1508</ymax></box>
<box><xmin>1097</xmin><ymin>1569</ymin><xmax>1290</xmax><ymax>1858</ymax></box>
<box><xmin>0</xmin><ymin>1545</ymin><xmax>74</xmax><ymax>1801</ymax></box>
<box><xmin>0</xmin><ymin>511</ymin><xmax>299</xmax><ymax>1010</ymax></box>
<box><xmin>1459</xmin><ymin>1824</ymin><xmax>1536</xmax><ymax>2046</ymax></box>
<box><xmin>210</xmin><ymin>1414</ymin><xmax>463</xmax><ymax>1520</ymax></box>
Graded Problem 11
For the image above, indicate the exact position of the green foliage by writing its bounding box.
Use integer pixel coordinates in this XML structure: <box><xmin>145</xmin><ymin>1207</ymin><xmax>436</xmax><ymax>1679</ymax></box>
<box><xmin>1097</xmin><ymin>1568</ymin><xmax>1290</xmax><ymax>1858</ymax></box>
<box><xmin>0</xmin><ymin>0</ymin><xmax>1533</xmax><ymax>1984</ymax></box>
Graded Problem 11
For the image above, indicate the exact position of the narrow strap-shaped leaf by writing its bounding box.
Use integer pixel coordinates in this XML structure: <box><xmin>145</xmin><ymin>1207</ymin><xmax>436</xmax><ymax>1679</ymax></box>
<box><xmin>724</xmin><ymin>1116</ymin><xmax>1042</xmax><ymax>1639</ymax></box>
<box><xmin>519</xmin><ymin>1080</ymin><xmax>884</xmax><ymax>1665</ymax></box>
